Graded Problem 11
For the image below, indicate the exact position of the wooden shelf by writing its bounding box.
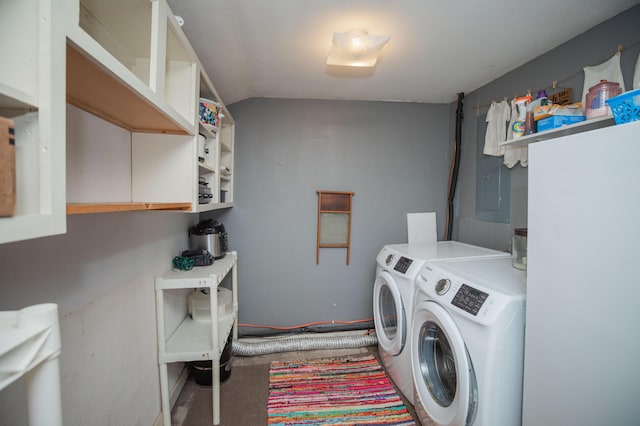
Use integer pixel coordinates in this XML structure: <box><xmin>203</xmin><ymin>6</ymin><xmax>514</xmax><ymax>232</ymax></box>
<box><xmin>67</xmin><ymin>202</ymin><xmax>192</xmax><ymax>215</ymax></box>
<box><xmin>66</xmin><ymin>42</ymin><xmax>191</xmax><ymax>134</ymax></box>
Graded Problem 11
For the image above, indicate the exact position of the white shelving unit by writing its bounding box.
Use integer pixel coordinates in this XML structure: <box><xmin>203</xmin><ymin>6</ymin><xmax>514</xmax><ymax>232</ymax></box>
<box><xmin>0</xmin><ymin>0</ymin><xmax>66</xmax><ymax>244</ymax></box>
<box><xmin>155</xmin><ymin>252</ymin><xmax>238</xmax><ymax>426</ymax></box>
<box><xmin>197</xmin><ymin>72</ymin><xmax>235</xmax><ymax>211</ymax></box>
<box><xmin>0</xmin><ymin>0</ymin><xmax>236</xmax><ymax>243</ymax></box>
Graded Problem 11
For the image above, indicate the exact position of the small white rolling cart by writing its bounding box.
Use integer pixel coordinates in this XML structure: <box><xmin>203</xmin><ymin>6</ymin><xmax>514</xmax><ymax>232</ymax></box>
<box><xmin>155</xmin><ymin>252</ymin><xmax>238</xmax><ymax>426</ymax></box>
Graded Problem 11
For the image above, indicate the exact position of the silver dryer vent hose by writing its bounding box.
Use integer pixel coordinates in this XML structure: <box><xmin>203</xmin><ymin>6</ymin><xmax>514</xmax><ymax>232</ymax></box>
<box><xmin>232</xmin><ymin>334</ymin><xmax>378</xmax><ymax>357</ymax></box>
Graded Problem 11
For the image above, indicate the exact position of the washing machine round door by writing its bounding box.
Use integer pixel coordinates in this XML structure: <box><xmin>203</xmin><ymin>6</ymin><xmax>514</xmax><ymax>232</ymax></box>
<box><xmin>373</xmin><ymin>271</ymin><xmax>406</xmax><ymax>356</ymax></box>
<box><xmin>411</xmin><ymin>300</ymin><xmax>478</xmax><ymax>426</ymax></box>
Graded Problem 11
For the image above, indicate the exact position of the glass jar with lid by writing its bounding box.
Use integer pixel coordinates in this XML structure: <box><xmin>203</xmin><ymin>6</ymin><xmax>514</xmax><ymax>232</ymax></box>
<box><xmin>512</xmin><ymin>228</ymin><xmax>527</xmax><ymax>270</ymax></box>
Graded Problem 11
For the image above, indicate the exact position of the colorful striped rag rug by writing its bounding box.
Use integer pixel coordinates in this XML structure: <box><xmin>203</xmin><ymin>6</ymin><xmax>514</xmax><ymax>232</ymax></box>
<box><xmin>267</xmin><ymin>354</ymin><xmax>416</xmax><ymax>425</ymax></box>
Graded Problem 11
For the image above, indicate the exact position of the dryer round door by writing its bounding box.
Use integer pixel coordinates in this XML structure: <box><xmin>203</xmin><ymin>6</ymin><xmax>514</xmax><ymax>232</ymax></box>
<box><xmin>373</xmin><ymin>270</ymin><xmax>406</xmax><ymax>356</ymax></box>
<box><xmin>411</xmin><ymin>300</ymin><xmax>478</xmax><ymax>426</ymax></box>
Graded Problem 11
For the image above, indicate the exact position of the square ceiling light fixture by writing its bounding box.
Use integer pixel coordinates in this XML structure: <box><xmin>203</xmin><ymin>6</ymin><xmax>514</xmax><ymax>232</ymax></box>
<box><xmin>327</xmin><ymin>29</ymin><xmax>391</xmax><ymax>67</ymax></box>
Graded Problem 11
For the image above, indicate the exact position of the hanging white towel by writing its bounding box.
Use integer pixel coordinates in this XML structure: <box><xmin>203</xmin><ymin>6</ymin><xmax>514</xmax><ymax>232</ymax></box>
<box><xmin>582</xmin><ymin>54</ymin><xmax>625</xmax><ymax>111</ymax></box>
<box><xmin>503</xmin><ymin>98</ymin><xmax>527</xmax><ymax>168</ymax></box>
<box><xmin>633</xmin><ymin>52</ymin><xmax>640</xmax><ymax>90</ymax></box>
<box><xmin>483</xmin><ymin>100</ymin><xmax>510</xmax><ymax>156</ymax></box>
<box><xmin>503</xmin><ymin>144</ymin><xmax>528</xmax><ymax>168</ymax></box>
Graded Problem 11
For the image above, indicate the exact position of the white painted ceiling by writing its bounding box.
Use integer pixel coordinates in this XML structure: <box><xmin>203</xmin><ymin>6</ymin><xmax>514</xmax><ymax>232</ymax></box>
<box><xmin>166</xmin><ymin>0</ymin><xmax>638</xmax><ymax>105</ymax></box>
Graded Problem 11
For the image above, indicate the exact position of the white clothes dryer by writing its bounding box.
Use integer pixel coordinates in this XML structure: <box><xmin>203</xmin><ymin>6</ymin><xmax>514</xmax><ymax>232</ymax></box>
<box><xmin>373</xmin><ymin>242</ymin><xmax>509</xmax><ymax>406</ymax></box>
<box><xmin>411</xmin><ymin>257</ymin><xmax>525</xmax><ymax>426</ymax></box>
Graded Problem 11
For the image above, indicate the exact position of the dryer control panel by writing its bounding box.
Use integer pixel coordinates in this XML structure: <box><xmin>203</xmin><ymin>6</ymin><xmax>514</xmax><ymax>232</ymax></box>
<box><xmin>451</xmin><ymin>284</ymin><xmax>489</xmax><ymax>316</ymax></box>
<box><xmin>394</xmin><ymin>256</ymin><xmax>413</xmax><ymax>274</ymax></box>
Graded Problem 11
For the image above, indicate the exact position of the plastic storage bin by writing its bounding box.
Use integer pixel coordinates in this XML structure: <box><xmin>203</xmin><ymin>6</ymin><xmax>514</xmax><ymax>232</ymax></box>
<box><xmin>188</xmin><ymin>287</ymin><xmax>232</xmax><ymax>321</ymax></box>
<box><xmin>537</xmin><ymin>115</ymin><xmax>585</xmax><ymax>132</ymax></box>
<box><xmin>606</xmin><ymin>89</ymin><xmax>640</xmax><ymax>125</ymax></box>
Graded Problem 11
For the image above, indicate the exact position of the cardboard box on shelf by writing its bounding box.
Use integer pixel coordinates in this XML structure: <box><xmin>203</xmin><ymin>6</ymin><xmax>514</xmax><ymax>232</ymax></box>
<box><xmin>0</xmin><ymin>117</ymin><xmax>16</xmax><ymax>217</ymax></box>
<box><xmin>537</xmin><ymin>115</ymin><xmax>586</xmax><ymax>132</ymax></box>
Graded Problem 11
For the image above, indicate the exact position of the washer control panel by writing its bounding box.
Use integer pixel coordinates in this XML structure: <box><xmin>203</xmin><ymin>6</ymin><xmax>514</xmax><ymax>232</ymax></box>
<box><xmin>394</xmin><ymin>256</ymin><xmax>413</xmax><ymax>274</ymax></box>
<box><xmin>417</xmin><ymin>259</ymin><xmax>525</xmax><ymax>326</ymax></box>
<box><xmin>451</xmin><ymin>284</ymin><xmax>489</xmax><ymax>316</ymax></box>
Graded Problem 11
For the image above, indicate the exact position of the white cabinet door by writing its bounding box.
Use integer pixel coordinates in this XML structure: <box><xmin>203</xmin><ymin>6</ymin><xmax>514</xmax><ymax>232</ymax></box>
<box><xmin>523</xmin><ymin>121</ymin><xmax>640</xmax><ymax>426</ymax></box>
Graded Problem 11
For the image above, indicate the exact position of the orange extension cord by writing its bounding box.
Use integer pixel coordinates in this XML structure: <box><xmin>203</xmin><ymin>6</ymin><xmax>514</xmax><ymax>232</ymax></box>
<box><xmin>238</xmin><ymin>317</ymin><xmax>374</xmax><ymax>331</ymax></box>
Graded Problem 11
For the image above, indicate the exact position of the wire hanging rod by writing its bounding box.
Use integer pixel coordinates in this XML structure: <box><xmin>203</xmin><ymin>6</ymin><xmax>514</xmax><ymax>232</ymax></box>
<box><xmin>472</xmin><ymin>39</ymin><xmax>640</xmax><ymax>111</ymax></box>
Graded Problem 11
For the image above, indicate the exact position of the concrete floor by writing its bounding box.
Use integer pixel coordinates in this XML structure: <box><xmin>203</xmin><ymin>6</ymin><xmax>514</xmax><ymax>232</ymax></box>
<box><xmin>171</xmin><ymin>344</ymin><xmax>417</xmax><ymax>426</ymax></box>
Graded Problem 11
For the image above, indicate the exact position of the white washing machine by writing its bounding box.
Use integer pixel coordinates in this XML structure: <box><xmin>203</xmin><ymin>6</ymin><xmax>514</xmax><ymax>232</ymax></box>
<box><xmin>373</xmin><ymin>242</ymin><xmax>509</xmax><ymax>405</ymax></box>
<box><xmin>411</xmin><ymin>257</ymin><xmax>525</xmax><ymax>426</ymax></box>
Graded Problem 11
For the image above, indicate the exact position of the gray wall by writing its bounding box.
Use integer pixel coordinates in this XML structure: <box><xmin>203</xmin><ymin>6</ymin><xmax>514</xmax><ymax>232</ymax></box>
<box><xmin>205</xmin><ymin>99</ymin><xmax>451</xmax><ymax>328</ymax></box>
<box><xmin>454</xmin><ymin>4</ymin><xmax>640</xmax><ymax>250</ymax></box>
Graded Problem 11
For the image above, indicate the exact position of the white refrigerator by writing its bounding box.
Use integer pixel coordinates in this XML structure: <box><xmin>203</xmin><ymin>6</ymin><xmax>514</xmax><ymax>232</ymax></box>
<box><xmin>522</xmin><ymin>120</ymin><xmax>640</xmax><ymax>425</ymax></box>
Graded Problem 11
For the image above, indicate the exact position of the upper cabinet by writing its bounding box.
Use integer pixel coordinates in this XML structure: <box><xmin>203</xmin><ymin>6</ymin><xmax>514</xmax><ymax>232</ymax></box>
<box><xmin>0</xmin><ymin>0</ymin><xmax>235</xmax><ymax>243</ymax></box>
